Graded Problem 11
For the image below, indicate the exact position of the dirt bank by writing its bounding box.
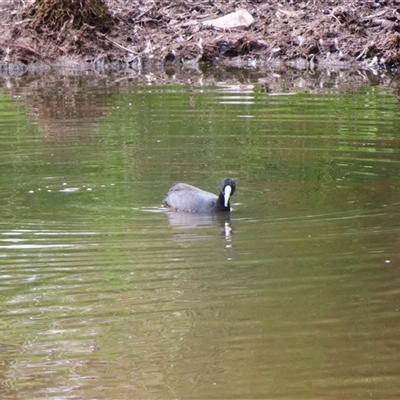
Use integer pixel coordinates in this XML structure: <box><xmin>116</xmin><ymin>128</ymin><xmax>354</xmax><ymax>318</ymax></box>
<box><xmin>1</xmin><ymin>0</ymin><xmax>400</xmax><ymax>73</ymax></box>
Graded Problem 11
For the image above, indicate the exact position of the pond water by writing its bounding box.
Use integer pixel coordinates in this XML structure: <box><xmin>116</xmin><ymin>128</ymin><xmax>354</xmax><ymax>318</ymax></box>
<box><xmin>0</xmin><ymin>68</ymin><xmax>400</xmax><ymax>399</ymax></box>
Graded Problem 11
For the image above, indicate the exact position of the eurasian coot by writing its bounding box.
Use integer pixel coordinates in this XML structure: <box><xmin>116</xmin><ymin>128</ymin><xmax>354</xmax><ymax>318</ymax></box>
<box><xmin>164</xmin><ymin>178</ymin><xmax>236</xmax><ymax>213</ymax></box>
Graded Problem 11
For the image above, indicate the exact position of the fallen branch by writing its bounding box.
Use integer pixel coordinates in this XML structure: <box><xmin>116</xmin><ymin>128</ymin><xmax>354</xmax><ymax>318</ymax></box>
<box><xmin>1</xmin><ymin>41</ymin><xmax>52</xmax><ymax>65</ymax></box>
<box><xmin>97</xmin><ymin>32</ymin><xmax>137</xmax><ymax>54</ymax></box>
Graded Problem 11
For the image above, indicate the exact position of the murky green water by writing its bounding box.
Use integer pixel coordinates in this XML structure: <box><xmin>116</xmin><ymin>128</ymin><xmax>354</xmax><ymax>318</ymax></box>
<box><xmin>1</xmin><ymin>69</ymin><xmax>400</xmax><ymax>399</ymax></box>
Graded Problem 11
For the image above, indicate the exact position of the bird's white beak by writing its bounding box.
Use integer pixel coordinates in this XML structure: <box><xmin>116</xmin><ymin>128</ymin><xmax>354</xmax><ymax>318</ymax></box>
<box><xmin>224</xmin><ymin>185</ymin><xmax>232</xmax><ymax>208</ymax></box>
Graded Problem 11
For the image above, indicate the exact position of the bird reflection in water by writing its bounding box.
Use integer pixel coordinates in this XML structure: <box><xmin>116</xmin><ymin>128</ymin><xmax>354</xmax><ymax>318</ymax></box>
<box><xmin>165</xmin><ymin>211</ymin><xmax>233</xmax><ymax>241</ymax></box>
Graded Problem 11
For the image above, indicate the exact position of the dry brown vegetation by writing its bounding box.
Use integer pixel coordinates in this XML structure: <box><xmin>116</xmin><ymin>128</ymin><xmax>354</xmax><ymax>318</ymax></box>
<box><xmin>1</xmin><ymin>0</ymin><xmax>400</xmax><ymax>72</ymax></box>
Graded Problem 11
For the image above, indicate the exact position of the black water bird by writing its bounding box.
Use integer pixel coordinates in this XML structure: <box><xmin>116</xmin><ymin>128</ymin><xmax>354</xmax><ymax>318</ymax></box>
<box><xmin>164</xmin><ymin>178</ymin><xmax>236</xmax><ymax>213</ymax></box>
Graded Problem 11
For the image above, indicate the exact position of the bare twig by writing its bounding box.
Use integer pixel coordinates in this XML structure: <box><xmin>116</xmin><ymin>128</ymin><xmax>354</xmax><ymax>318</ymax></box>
<box><xmin>97</xmin><ymin>33</ymin><xmax>137</xmax><ymax>54</ymax></box>
<box><xmin>0</xmin><ymin>41</ymin><xmax>52</xmax><ymax>65</ymax></box>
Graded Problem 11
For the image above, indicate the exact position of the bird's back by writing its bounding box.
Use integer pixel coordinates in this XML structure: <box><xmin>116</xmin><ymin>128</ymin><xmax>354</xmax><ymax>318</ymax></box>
<box><xmin>164</xmin><ymin>183</ymin><xmax>218</xmax><ymax>213</ymax></box>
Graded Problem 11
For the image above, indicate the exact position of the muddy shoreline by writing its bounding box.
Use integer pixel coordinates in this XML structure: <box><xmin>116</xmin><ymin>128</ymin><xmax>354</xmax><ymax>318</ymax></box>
<box><xmin>1</xmin><ymin>0</ymin><xmax>400</xmax><ymax>74</ymax></box>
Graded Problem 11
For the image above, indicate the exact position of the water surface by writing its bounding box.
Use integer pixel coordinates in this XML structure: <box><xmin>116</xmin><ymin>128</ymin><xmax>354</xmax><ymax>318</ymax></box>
<box><xmin>0</xmin><ymin>69</ymin><xmax>400</xmax><ymax>399</ymax></box>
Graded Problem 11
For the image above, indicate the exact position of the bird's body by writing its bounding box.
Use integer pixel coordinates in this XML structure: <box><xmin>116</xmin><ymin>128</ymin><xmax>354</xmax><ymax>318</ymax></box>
<box><xmin>164</xmin><ymin>178</ymin><xmax>236</xmax><ymax>213</ymax></box>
